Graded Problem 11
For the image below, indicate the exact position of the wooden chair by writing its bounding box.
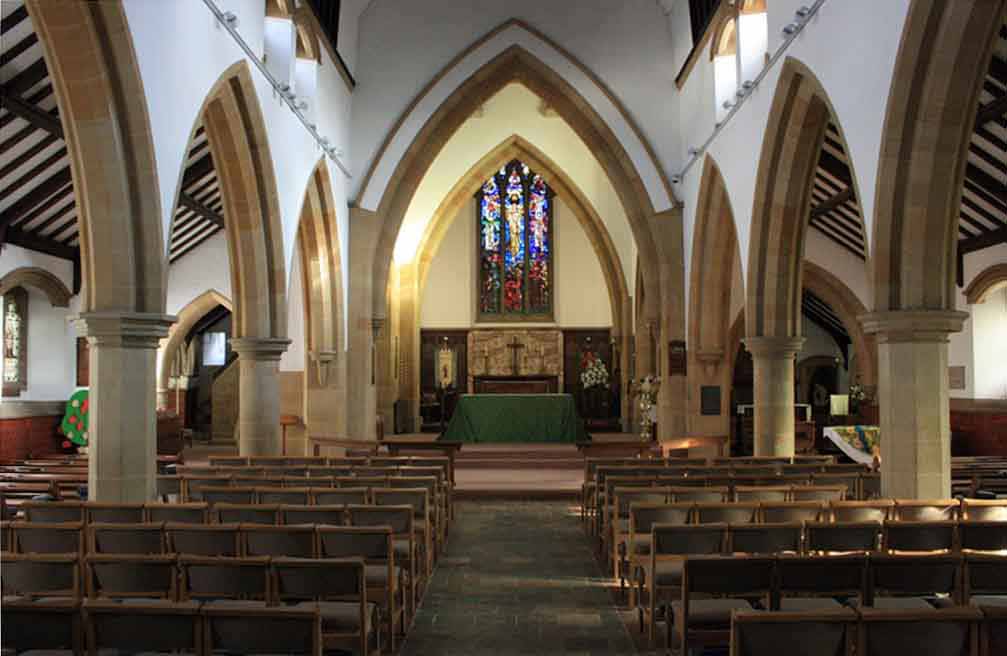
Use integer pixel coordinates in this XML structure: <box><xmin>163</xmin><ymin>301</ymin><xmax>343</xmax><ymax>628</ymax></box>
<box><xmin>980</xmin><ymin>603</ymin><xmax>1007</xmax><ymax>656</ymax></box>
<box><xmin>209</xmin><ymin>456</ymin><xmax>249</xmax><ymax>467</ymax></box>
<box><xmin>314</xmin><ymin>487</ymin><xmax>369</xmax><ymax>506</ymax></box>
<box><xmin>242</xmin><ymin>523</ymin><xmax>316</xmax><ymax>558</ymax></box>
<box><xmin>693</xmin><ymin>502</ymin><xmax>760</xmax><ymax>525</ymax></box>
<box><xmin>759</xmin><ymin>501</ymin><xmax>825</xmax><ymax>524</ymax></box>
<box><xmin>791</xmin><ymin>485</ymin><xmax>847</xmax><ymax>502</ymax></box>
<box><xmin>672</xmin><ymin>555</ymin><xmax>775</xmax><ymax>654</ymax></box>
<box><xmin>637</xmin><ymin>523</ymin><xmax>726</xmax><ymax>645</ymax></box>
<box><xmin>88</xmin><ymin>522</ymin><xmax>165</xmax><ymax>554</ymax></box>
<box><xmin>894</xmin><ymin>498</ymin><xmax>961</xmax><ymax>521</ymax></box>
<box><xmin>202</xmin><ymin>605</ymin><xmax>323</xmax><ymax>655</ymax></box>
<box><xmin>281</xmin><ymin>504</ymin><xmax>347</xmax><ymax>526</ymax></box>
<box><xmin>730</xmin><ymin>608</ymin><xmax>856</xmax><ymax>656</ymax></box>
<box><xmin>10</xmin><ymin>521</ymin><xmax>83</xmax><ymax>555</ymax></box>
<box><xmin>609</xmin><ymin>487</ymin><xmax>673</xmax><ymax>581</ymax></box>
<box><xmin>83</xmin><ymin>598</ymin><xmax>201</xmax><ymax>656</ymax></box>
<box><xmin>19</xmin><ymin>500</ymin><xmax>84</xmax><ymax>523</ymax></box>
<box><xmin>0</xmin><ymin>552</ymin><xmax>80</xmax><ymax>600</ymax></box>
<box><xmin>256</xmin><ymin>486</ymin><xmax>311</xmax><ymax>505</ymax></box>
<box><xmin>271</xmin><ymin>557</ymin><xmax>379</xmax><ymax>656</ymax></box>
<box><xmin>671</xmin><ymin>486</ymin><xmax>729</xmax><ymax>503</ymax></box>
<box><xmin>84</xmin><ymin>502</ymin><xmax>145</xmax><ymax>524</ymax></box>
<box><xmin>734</xmin><ymin>486</ymin><xmax>789</xmax><ymax>503</ymax></box>
<box><xmin>166</xmin><ymin>522</ymin><xmax>242</xmax><ymax>557</ymax></box>
<box><xmin>961</xmin><ymin>499</ymin><xmax>1007</xmax><ymax>522</ymax></box>
<box><xmin>145</xmin><ymin>502</ymin><xmax>208</xmax><ymax>524</ymax></box>
<box><xmin>215</xmin><ymin>503</ymin><xmax>279</xmax><ymax>525</ymax></box>
<box><xmin>85</xmin><ymin>554</ymin><xmax>177</xmax><ymax>601</ymax></box>
<box><xmin>805</xmin><ymin>521</ymin><xmax>881</xmax><ymax>554</ymax></box>
<box><xmin>727</xmin><ymin>523</ymin><xmax>803</xmax><ymax>555</ymax></box>
<box><xmin>883</xmin><ymin>520</ymin><xmax>957</xmax><ymax>553</ymax></box>
<box><xmin>960</xmin><ymin>521</ymin><xmax>1007</xmax><ymax>553</ymax></box>
<box><xmin>182</xmin><ymin>476</ymin><xmax>232</xmax><ymax>502</ymax></box>
<box><xmin>372</xmin><ymin>487</ymin><xmax>434</xmax><ymax>575</ymax></box>
<box><xmin>775</xmin><ymin>553</ymin><xmax>868</xmax><ymax>611</ymax></box>
<box><xmin>347</xmin><ymin>504</ymin><xmax>418</xmax><ymax>618</ymax></box>
<box><xmin>624</xmin><ymin>501</ymin><xmax>692</xmax><ymax>602</ymax></box>
<box><xmin>179</xmin><ymin>555</ymin><xmax>271</xmax><ymax>604</ymax></box>
<box><xmin>964</xmin><ymin>553</ymin><xmax>1007</xmax><ymax>606</ymax></box>
<box><xmin>812</xmin><ymin>473</ymin><xmax>860</xmax><ymax>500</ymax></box>
<box><xmin>867</xmin><ymin>553</ymin><xmax>963</xmax><ymax>609</ymax></box>
<box><xmin>829</xmin><ymin>500</ymin><xmax>894</xmax><ymax>523</ymax></box>
<box><xmin>1</xmin><ymin>597</ymin><xmax>82</xmax><ymax>654</ymax></box>
<box><xmin>857</xmin><ymin>606</ymin><xmax>981</xmax><ymax>656</ymax></box>
<box><xmin>201</xmin><ymin>486</ymin><xmax>256</xmax><ymax>506</ymax></box>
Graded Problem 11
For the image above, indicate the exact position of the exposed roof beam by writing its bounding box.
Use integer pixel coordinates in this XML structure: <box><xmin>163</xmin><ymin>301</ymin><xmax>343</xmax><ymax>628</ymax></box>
<box><xmin>0</xmin><ymin>32</ymin><xmax>38</xmax><ymax>67</ymax></box>
<box><xmin>0</xmin><ymin>83</ymin><xmax>52</xmax><ymax>133</ymax></box>
<box><xmin>810</xmin><ymin>186</ymin><xmax>854</xmax><ymax>218</ymax></box>
<box><xmin>959</xmin><ymin>224</ymin><xmax>1007</xmax><ymax>255</ymax></box>
<box><xmin>0</xmin><ymin>5</ymin><xmax>28</xmax><ymax>35</ymax></box>
<box><xmin>965</xmin><ymin>162</ymin><xmax>1007</xmax><ymax>207</ymax></box>
<box><xmin>5</xmin><ymin>59</ymin><xmax>48</xmax><ymax>96</ymax></box>
<box><xmin>0</xmin><ymin>166</ymin><xmax>72</xmax><ymax>230</ymax></box>
<box><xmin>1</xmin><ymin>226</ymin><xmax>78</xmax><ymax>260</ymax></box>
<box><xmin>988</xmin><ymin>55</ymin><xmax>1006</xmax><ymax>86</ymax></box>
<box><xmin>181</xmin><ymin>154</ymin><xmax>214</xmax><ymax>188</ymax></box>
<box><xmin>0</xmin><ymin>85</ymin><xmax>63</xmax><ymax>136</ymax></box>
<box><xmin>816</xmin><ymin>149</ymin><xmax>854</xmax><ymax>188</ymax></box>
<box><xmin>977</xmin><ymin>93</ymin><xmax>1007</xmax><ymax>127</ymax></box>
<box><xmin>178</xmin><ymin>191</ymin><xmax>225</xmax><ymax>228</ymax></box>
<box><xmin>0</xmin><ymin>133</ymin><xmax>58</xmax><ymax>178</ymax></box>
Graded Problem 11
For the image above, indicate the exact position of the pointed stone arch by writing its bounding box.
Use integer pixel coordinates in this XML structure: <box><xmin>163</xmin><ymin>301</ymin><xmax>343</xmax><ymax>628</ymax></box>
<box><xmin>157</xmin><ymin>290</ymin><xmax>234</xmax><ymax>400</ymax></box>
<box><xmin>0</xmin><ymin>268</ymin><xmax>72</xmax><ymax>308</ymax></box>
<box><xmin>297</xmin><ymin>160</ymin><xmax>347</xmax><ymax>440</ymax></box>
<box><xmin>688</xmin><ymin>156</ymin><xmax>744</xmax><ymax>435</ymax></box>
<box><xmin>964</xmin><ymin>264</ymin><xmax>1007</xmax><ymax>305</ymax></box>
<box><xmin>744</xmin><ymin>57</ymin><xmax>869</xmax><ymax>456</ymax></box>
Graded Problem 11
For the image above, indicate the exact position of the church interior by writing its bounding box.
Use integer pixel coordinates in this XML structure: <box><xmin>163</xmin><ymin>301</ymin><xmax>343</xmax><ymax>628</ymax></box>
<box><xmin>1</xmin><ymin>0</ymin><xmax>1006</xmax><ymax>653</ymax></box>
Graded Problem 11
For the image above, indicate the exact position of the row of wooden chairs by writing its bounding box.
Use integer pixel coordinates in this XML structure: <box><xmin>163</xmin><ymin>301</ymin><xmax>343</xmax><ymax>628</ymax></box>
<box><xmin>2</xmin><ymin>554</ymin><xmax>378</xmax><ymax>655</ymax></box>
<box><xmin>640</xmin><ymin>550</ymin><xmax>1006</xmax><ymax>652</ymax></box>
<box><xmin>203</xmin><ymin>454</ymin><xmax>454</xmax><ymax>482</ymax></box>
<box><xmin>729</xmin><ymin>605</ymin><xmax>1003</xmax><ymax>656</ymax></box>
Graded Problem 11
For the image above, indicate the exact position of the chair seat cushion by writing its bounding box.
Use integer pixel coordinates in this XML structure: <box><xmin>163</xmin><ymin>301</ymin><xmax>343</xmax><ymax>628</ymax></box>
<box><xmin>780</xmin><ymin>597</ymin><xmax>844</xmax><ymax>611</ymax></box>
<box><xmin>297</xmin><ymin>600</ymin><xmax>376</xmax><ymax>633</ymax></box>
<box><xmin>671</xmin><ymin>598</ymin><xmax>752</xmax><ymax>626</ymax></box>
<box><xmin>639</xmin><ymin>560</ymin><xmax>684</xmax><ymax>587</ymax></box>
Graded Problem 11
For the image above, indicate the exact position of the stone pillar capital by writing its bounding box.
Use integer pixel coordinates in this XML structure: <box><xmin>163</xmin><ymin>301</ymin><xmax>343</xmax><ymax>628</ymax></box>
<box><xmin>73</xmin><ymin>312</ymin><xmax>176</xmax><ymax>349</ymax></box>
<box><xmin>743</xmin><ymin>336</ymin><xmax>805</xmax><ymax>358</ymax></box>
<box><xmin>229</xmin><ymin>337</ymin><xmax>291</xmax><ymax>361</ymax></box>
<box><xmin>859</xmin><ymin>310</ymin><xmax>968</xmax><ymax>343</ymax></box>
<box><xmin>371</xmin><ymin>317</ymin><xmax>386</xmax><ymax>337</ymax></box>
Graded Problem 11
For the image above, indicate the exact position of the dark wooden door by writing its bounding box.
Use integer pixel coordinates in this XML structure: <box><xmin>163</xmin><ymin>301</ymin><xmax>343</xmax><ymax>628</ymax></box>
<box><xmin>562</xmin><ymin>329</ymin><xmax>618</xmax><ymax>429</ymax></box>
<box><xmin>420</xmin><ymin>330</ymin><xmax>468</xmax><ymax>431</ymax></box>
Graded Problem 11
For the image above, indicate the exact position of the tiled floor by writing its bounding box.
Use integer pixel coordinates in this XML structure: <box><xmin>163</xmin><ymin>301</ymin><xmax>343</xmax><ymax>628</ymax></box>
<box><xmin>398</xmin><ymin>500</ymin><xmax>637</xmax><ymax>656</ymax></box>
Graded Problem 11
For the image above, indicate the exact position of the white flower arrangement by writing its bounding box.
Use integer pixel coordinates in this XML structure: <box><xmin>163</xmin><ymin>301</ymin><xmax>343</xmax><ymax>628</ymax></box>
<box><xmin>580</xmin><ymin>356</ymin><xmax>610</xmax><ymax>390</ymax></box>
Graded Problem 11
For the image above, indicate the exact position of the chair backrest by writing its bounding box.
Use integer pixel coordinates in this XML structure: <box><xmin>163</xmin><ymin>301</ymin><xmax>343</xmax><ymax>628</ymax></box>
<box><xmin>730</xmin><ymin>608</ymin><xmax>855</xmax><ymax>656</ymax></box>
<box><xmin>11</xmin><ymin>521</ymin><xmax>83</xmax><ymax>555</ymax></box>
<box><xmin>630</xmin><ymin>503</ymin><xmax>693</xmax><ymax>534</ymax></box>
<box><xmin>883</xmin><ymin>520</ymin><xmax>956</xmax><ymax>553</ymax></box>
<box><xmin>307</xmin><ymin>467</ymin><xmax>352</xmax><ymax>478</ymax></box>
<box><xmin>829</xmin><ymin>500</ymin><xmax>894</xmax><ymax>523</ymax></box>
<box><xmin>960</xmin><ymin>498</ymin><xmax>1007</xmax><ymax>521</ymax></box>
<box><xmin>317</xmin><ymin>525</ymin><xmax>393</xmax><ymax>561</ymax></box>
<box><xmin>728</xmin><ymin>523</ymin><xmax>803</xmax><ymax>555</ymax></box>
<box><xmin>652</xmin><ymin>523</ymin><xmax>726</xmax><ymax>555</ymax></box>
<box><xmin>203</xmin><ymin>606</ymin><xmax>321</xmax><ymax>656</ymax></box>
<box><xmin>790</xmin><ymin>485</ymin><xmax>846</xmax><ymax>502</ymax></box>
<box><xmin>85</xmin><ymin>503</ymin><xmax>145</xmax><ymax>524</ymax></box>
<box><xmin>271</xmin><ymin>556</ymin><xmax>366</xmax><ymax>601</ymax></box>
<box><xmin>179</xmin><ymin>555</ymin><xmax>270</xmax><ymax>601</ymax></box>
<box><xmin>83</xmin><ymin>599</ymin><xmax>200</xmax><ymax>653</ymax></box>
<box><xmin>280</xmin><ymin>504</ymin><xmax>347</xmax><ymax>526</ymax></box>
<box><xmin>775</xmin><ymin>554</ymin><xmax>867</xmax><ymax>603</ymax></box>
<box><xmin>671</xmin><ymin>486</ymin><xmax>729</xmax><ymax>503</ymax></box>
<box><xmin>868</xmin><ymin>553</ymin><xmax>962</xmax><ymax>602</ymax></box>
<box><xmin>693</xmin><ymin>502</ymin><xmax>759</xmax><ymax>525</ymax></box>
<box><xmin>613</xmin><ymin>487</ymin><xmax>672</xmax><ymax>517</ymax></box>
<box><xmin>858</xmin><ymin>607</ymin><xmax>980</xmax><ymax>656</ymax></box>
<box><xmin>242</xmin><ymin>524</ymin><xmax>316</xmax><ymax>558</ymax></box>
<box><xmin>313</xmin><ymin>487</ymin><xmax>369</xmax><ymax>505</ymax></box>
<box><xmin>215</xmin><ymin>503</ymin><xmax>279</xmax><ymax>525</ymax></box>
<box><xmin>812</xmin><ymin>473</ymin><xmax>859</xmax><ymax>499</ymax></box>
<box><xmin>893</xmin><ymin>498</ymin><xmax>960</xmax><ymax>521</ymax></box>
<box><xmin>145</xmin><ymin>502</ymin><xmax>208</xmax><ymax>524</ymax></box>
<box><xmin>20</xmin><ymin>501</ymin><xmax>84</xmax><ymax>523</ymax></box>
<box><xmin>683</xmin><ymin>555</ymin><xmax>775</xmax><ymax>597</ymax></box>
<box><xmin>860</xmin><ymin>473</ymin><xmax>881</xmax><ymax>499</ymax></box>
<box><xmin>1</xmin><ymin>597</ymin><xmax>81</xmax><ymax>651</ymax></box>
<box><xmin>959</xmin><ymin>520</ymin><xmax>1007</xmax><ymax>553</ymax></box>
<box><xmin>210</xmin><ymin>456</ymin><xmax>248</xmax><ymax>467</ymax></box>
<box><xmin>256</xmin><ymin>487</ymin><xmax>311</xmax><ymax>505</ymax></box>
<box><xmin>248</xmin><ymin>457</ymin><xmax>290</xmax><ymax>468</ymax></box>
<box><xmin>86</xmin><ymin>554</ymin><xmax>177</xmax><ymax>600</ymax></box>
<box><xmin>346</xmin><ymin>504</ymin><xmax>414</xmax><ymax>535</ymax></box>
<box><xmin>760</xmin><ymin>502</ymin><xmax>825</xmax><ymax>524</ymax></box>
<box><xmin>371</xmin><ymin>488</ymin><xmax>429</xmax><ymax>520</ymax></box>
<box><xmin>734</xmin><ymin>486</ymin><xmax>790</xmax><ymax>503</ymax></box>
<box><xmin>0</xmin><ymin>553</ymin><xmax>79</xmax><ymax>599</ymax></box>
<box><xmin>166</xmin><ymin>523</ymin><xmax>241</xmax><ymax>557</ymax></box>
<box><xmin>183</xmin><ymin>477</ymin><xmax>232</xmax><ymax>501</ymax></box>
<box><xmin>202</xmin><ymin>486</ymin><xmax>255</xmax><ymax>506</ymax></box>
<box><xmin>964</xmin><ymin>553</ymin><xmax>1007</xmax><ymax>599</ymax></box>
<box><xmin>89</xmin><ymin>522</ymin><xmax>165</xmax><ymax>554</ymax></box>
<box><xmin>805</xmin><ymin>521</ymin><xmax>881</xmax><ymax>554</ymax></box>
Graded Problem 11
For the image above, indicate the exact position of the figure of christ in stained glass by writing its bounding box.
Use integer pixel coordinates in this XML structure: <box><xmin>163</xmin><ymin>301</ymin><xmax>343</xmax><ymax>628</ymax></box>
<box><xmin>527</xmin><ymin>173</ymin><xmax>550</xmax><ymax>313</ymax></box>
<box><xmin>503</xmin><ymin>167</ymin><xmax>525</xmax><ymax>313</ymax></box>
<box><xmin>479</xmin><ymin>177</ymin><xmax>502</xmax><ymax>314</ymax></box>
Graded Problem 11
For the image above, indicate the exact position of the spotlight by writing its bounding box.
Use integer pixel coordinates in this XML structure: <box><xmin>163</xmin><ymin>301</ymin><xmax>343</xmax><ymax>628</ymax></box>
<box><xmin>671</xmin><ymin>174</ymin><xmax>682</xmax><ymax>184</ymax></box>
<box><xmin>782</xmin><ymin>22</ymin><xmax>799</xmax><ymax>35</ymax></box>
<box><xmin>296</xmin><ymin>100</ymin><xmax>308</xmax><ymax>111</ymax></box>
<box><xmin>722</xmin><ymin>100</ymin><xmax>734</xmax><ymax>110</ymax></box>
<box><xmin>736</xmin><ymin>89</ymin><xmax>746</xmax><ymax>99</ymax></box>
<box><xmin>742</xmin><ymin>80</ymin><xmax>754</xmax><ymax>91</ymax></box>
<box><xmin>221</xmin><ymin>11</ymin><xmax>238</xmax><ymax>27</ymax></box>
<box><xmin>688</xmin><ymin>146</ymin><xmax>700</xmax><ymax>156</ymax></box>
<box><xmin>795</xmin><ymin>6</ymin><xmax>811</xmax><ymax>18</ymax></box>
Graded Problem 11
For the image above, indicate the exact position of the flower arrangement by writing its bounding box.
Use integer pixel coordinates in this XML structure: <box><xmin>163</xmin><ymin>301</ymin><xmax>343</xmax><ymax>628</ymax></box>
<box><xmin>630</xmin><ymin>375</ymin><xmax>661</xmax><ymax>441</ymax></box>
<box><xmin>580</xmin><ymin>354</ymin><xmax>609</xmax><ymax>390</ymax></box>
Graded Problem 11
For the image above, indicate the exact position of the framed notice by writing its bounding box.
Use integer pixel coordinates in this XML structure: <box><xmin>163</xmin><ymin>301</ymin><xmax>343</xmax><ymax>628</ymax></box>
<box><xmin>668</xmin><ymin>340</ymin><xmax>687</xmax><ymax>376</ymax></box>
<box><xmin>700</xmin><ymin>386</ymin><xmax>721</xmax><ymax>415</ymax></box>
<box><xmin>948</xmin><ymin>366</ymin><xmax>966</xmax><ymax>390</ymax></box>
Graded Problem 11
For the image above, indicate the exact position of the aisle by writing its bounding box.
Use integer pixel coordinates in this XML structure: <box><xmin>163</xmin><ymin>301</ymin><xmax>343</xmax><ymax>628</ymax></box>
<box><xmin>399</xmin><ymin>501</ymin><xmax>636</xmax><ymax>656</ymax></box>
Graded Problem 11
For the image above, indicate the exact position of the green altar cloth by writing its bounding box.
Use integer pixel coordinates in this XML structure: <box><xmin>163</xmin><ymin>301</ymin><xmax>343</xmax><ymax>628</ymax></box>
<box><xmin>440</xmin><ymin>394</ymin><xmax>589</xmax><ymax>443</ymax></box>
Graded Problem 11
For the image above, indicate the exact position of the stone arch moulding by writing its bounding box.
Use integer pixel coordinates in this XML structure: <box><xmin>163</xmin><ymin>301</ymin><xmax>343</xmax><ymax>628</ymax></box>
<box><xmin>964</xmin><ymin>263</ymin><xmax>1007</xmax><ymax>305</ymax></box>
<box><xmin>802</xmin><ymin>261</ymin><xmax>877</xmax><ymax>390</ymax></box>
<box><xmin>158</xmin><ymin>289</ymin><xmax>234</xmax><ymax>396</ymax></box>
<box><xmin>194</xmin><ymin>61</ymin><xmax>288</xmax><ymax>341</ymax></box>
<box><xmin>746</xmin><ymin>56</ymin><xmax>869</xmax><ymax>340</ymax></box>
<box><xmin>27</xmin><ymin>0</ymin><xmax>166</xmax><ymax>313</ymax></box>
<box><xmin>412</xmin><ymin>135</ymin><xmax>630</xmax><ymax>336</ymax></box>
<box><xmin>366</xmin><ymin>44</ymin><xmax>667</xmax><ymax>330</ymax></box>
<box><xmin>0</xmin><ymin>268</ymin><xmax>72</xmax><ymax>307</ymax></box>
<box><xmin>871</xmin><ymin>0</ymin><xmax>1006</xmax><ymax>313</ymax></box>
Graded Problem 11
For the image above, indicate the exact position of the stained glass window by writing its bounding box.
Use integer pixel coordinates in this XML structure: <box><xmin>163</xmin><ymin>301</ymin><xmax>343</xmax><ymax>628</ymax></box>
<box><xmin>477</xmin><ymin>160</ymin><xmax>554</xmax><ymax>320</ymax></box>
<box><xmin>2</xmin><ymin>286</ymin><xmax>28</xmax><ymax>397</ymax></box>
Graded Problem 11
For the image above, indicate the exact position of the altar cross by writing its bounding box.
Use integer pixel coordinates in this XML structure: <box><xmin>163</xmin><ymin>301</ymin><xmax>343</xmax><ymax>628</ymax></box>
<box><xmin>506</xmin><ymin>336</ymin><xmax>525</xmax><ymax>375</ymax></box>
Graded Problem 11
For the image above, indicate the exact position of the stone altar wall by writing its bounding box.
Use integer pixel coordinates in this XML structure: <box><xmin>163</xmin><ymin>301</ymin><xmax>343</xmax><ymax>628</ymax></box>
<box><xmin>467</xmin><ymin>329</ymin><xmax>563</xmax><ymax>391</ymax></box>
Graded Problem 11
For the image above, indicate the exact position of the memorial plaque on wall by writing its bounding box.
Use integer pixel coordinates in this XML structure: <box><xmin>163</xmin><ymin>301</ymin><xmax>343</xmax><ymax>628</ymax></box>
<box><xmin>700</xmin><ymin>385</ymin><xmax>721</xmax><ymax>415</ymax></box>
<box><xmin>668</xmin><ymin>340</ymin><xmax>687</xmax><ymax>376</ymax></box>
<box><xmin>948</xmin><ymin>366</ymin><xmax>966</xmax><ymax>390</ymax></box>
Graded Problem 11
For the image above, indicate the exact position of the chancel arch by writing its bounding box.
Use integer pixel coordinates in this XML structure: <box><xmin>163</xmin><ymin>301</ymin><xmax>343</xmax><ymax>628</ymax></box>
<box><xmin>745</xmin><ymin>57</ymin><xmax>870</xmax><ymax>457</ymax></box>
<box><xmin>173</xmin><ymin>61</ymin><xmax>290</xmax><ymax>456</ymax></box>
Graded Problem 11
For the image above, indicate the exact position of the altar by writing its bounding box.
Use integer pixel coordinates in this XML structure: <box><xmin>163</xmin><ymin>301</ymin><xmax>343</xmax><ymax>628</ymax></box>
<box><xmin>440</xmin><ymin>393</ymin><xmax>589</xmax><ymax>443</ymax></box>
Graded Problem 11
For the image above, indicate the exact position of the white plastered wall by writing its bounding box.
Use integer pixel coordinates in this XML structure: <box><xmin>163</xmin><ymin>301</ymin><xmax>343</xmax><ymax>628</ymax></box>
<box><xmin>950</xmin><ymin>244</ymin><xmax>1007</xmax><ymax>400</ymax></box>
<box><xmin>420</xmin><ymin>196</ymin><xmax>612</xmax><ymax>329</ymax></box>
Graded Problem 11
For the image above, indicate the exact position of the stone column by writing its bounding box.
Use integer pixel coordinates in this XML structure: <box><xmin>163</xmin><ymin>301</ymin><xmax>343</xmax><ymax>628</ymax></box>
<box><xmin>230</xmin><ymin>337</ymin><xmax>291</xmax><ymax>456</ymax></box>
<box><xmin>861</xmin><ymin>310</ymin><xmax>967</xmax><ymax>499</ymax></box>
<box><xmin>745</xmin><ymin>336</ymin><xmax>805</xmax><ymax>457</ymax></box>
<box><xmin>74</xmin><ymin>312</ymin><xmax>175</xmax><ymax>502</ymax></box>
